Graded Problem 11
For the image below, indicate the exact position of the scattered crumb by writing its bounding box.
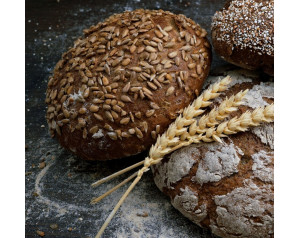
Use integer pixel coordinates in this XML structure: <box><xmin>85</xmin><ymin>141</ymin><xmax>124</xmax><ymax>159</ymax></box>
<box><xmin>51</xmin><ymin>156</ymin><xmax>55</xmax><ymax>160</ymax></box>
<box><xmin>39</xmin><ymin>162</ymin><xmax>46</xmax><ymax>169</ymax></box>
<box><xmin>32</xmin><ymin>164</ymin><xmax>35</xmax><ymax>168</ymax></box>
<box><xmin>50</xmin><ymin>223</ymin><xmax>58</xmax><ymax>230</ymax></box>
<box><xmin>36</xmin><ymin>230</ymin><xmax>45</xmax><ymax>237</ymax></box>
<box><xmin>68</xmin><ymin>173</ymin><xmax>72</xmax><ymax>178</ymax></box>
<box><xmin>41</xmin><ymin>125</ymin><xmax>45</xmax><ymax>128</ymax></box>
<box><xmin>25</xmin><ymin>171</ymin><xmax>32</xmax><ymax>176</ymax></box>
<box><xmin>68</xmin><ymin>227</ymin><xmax>72</xmax><ymax>232</ymax></box>
<box><xmin>33</xmin><ymin>192</ymin><xmax>39</xmax><ymax>197</ymax></box>
<box><xmin>136</xmin><ymin>212</ymin><xmax>148</xmax><ymax>217</ymax></box>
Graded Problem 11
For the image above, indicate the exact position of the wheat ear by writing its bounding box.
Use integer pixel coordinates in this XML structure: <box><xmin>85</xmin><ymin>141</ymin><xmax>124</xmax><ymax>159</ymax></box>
<box><xmin>190</xmin><ymin>104</ymin><xmax>274</xmax><ymax>143</ymax></box>
<box><xmin>94</xmin><ymin>76</ymin><xmax>233</xmax><ymax>237</ymax></box>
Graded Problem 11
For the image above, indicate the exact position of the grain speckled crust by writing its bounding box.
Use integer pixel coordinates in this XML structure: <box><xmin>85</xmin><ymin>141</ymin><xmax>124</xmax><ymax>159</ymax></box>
<box><xmin>45</xmin><ymin>9</ymin><xmax>211</xmax><ymax>160</ymax></box>
<box><xmin>211</xmin><ymin>0</ymin><xmax>274</xmax><ymax>76</ymax></box>
<box><xmin>152</xmin><ymin>71</ymin><xmax>274</xmax><ymax>238</ymax></box>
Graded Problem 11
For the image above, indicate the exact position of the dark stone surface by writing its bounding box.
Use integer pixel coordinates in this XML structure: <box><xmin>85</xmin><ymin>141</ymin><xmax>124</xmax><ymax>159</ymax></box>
<box><xmin>25</xmin><ymin>0</ymin><xmax>228</xmax><ymax>237</ymax></box>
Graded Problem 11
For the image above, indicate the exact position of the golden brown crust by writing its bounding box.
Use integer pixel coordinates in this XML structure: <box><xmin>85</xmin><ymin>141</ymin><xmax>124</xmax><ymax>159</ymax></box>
<box><xmin>211</xmin><ymin>0</ymin><xmax>274</xmax><ymax>76</ymax></box>
<box><xmin>45</xmin><ymin>9</ymin><xmax>212</xmax><ymax>160</ymax></box>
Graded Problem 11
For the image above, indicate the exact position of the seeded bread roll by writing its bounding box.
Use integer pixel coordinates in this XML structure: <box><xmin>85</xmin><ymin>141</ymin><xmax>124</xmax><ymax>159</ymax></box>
<box><xmin>211</xmin><ymin>0</ymin><xmax>274</xmax><ymax>76</ymax></box>
<box><xmin>45</xmin><ymin>9</ymin><xmax>211</xmax><ymax>160</ymax></box>
<box><xmin>152</xmin><ymin>70</ymin><xmax>274</xmax><ymax>238</ymax></box>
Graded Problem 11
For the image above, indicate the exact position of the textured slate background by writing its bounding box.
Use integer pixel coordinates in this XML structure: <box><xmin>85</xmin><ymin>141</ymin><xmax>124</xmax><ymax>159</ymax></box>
<box><xmin>25</xmin><ymin>0</ymin><xmax>228</xmax><ymax>237</ymax></box>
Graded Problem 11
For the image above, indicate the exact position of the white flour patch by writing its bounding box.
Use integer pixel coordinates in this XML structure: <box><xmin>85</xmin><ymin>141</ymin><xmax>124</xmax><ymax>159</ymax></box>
<box><xmin>192</xmin><ymin>141</ymin><xmax>240</xmax><ymax>186</ymax></box>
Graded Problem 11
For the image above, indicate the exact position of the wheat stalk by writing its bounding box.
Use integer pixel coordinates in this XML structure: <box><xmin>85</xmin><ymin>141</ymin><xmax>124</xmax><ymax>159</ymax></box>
<box><xmin>93</xmin><ymin>76</ymin><xmax>274</xmax><ymax>238</ymax></box>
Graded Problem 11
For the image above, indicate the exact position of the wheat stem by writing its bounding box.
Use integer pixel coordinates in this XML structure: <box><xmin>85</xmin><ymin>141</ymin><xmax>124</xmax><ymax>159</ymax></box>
<box><xmin>90</xmin><ymin>171</ymin><xmax>138</xmax><ymax>205</ymax></box>
<box><xmin>91</xmin><ymin>160</ymin><xmax>144</xmax><ymax>188</ymax></box>
<box><xmin>95</xmin><ymin>167</ymin><xmax>148</xmax><ymax>238</ymax></box>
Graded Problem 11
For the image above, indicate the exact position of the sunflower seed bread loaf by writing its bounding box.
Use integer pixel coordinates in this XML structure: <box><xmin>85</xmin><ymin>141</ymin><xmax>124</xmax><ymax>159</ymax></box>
<box><xmin>211</xmin><ymin>0</ymin><xmax>274</xmax><ymax>76</ymax></box>
<box><xmin>152</xmin><ymin>70</ymin><xmax>274</xmax><ymax>238</ymax></box>
<box><xmin>45</xmin><ymin>9</ymin><xmax>211</xmax><ymax>160</ymax></box>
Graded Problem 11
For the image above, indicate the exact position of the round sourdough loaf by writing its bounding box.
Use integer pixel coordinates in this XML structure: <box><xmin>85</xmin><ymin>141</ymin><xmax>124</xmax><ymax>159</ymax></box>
<box><xmin>152</xmin><ymin>70</ymin><xmax>274</xmax><ymax>238</ymax></box>
<box><xmin>45</xmin><ymin>9</ymin><xmax>211</xmax><ymax>160</ymax></box>
<box><xmin>211</xmin><ymin>0</ymin><xmax>274</xmax><ymax>76</ymax></box>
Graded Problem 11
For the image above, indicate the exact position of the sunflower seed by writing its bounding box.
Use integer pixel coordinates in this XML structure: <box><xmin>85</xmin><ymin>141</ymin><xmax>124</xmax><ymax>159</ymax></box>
<box><xmin>105</xmin><ymin>94</ymin><xmax>116</xmax><ymax>99</ymax></box>
<box><xmin>180</xmin><ymin>45</ymin><xmax>192</xmax><ymax>51</ymax></box>
<box><xmin>130</xmin><ymin>66</ymin><xmax>142</xmax><ymax>72</ymax></box>
<box><xmin>150</xmin><ymin>102</ymin><xmax>160</xmax><ymax>109</ymax></box>
<box><xmin>135</xmin><ymin>127</ymin><xmax>143</xmax><ymax>139</ymax></box>
<box><xmin>122</xmin><ymin>82</ymin><xmax>131</xmax><ymax>93</ymax></box>
<box><xmin>120</xmin><ymin>95</ymin><xmax>132</xmax><ymax>102</ymax></box>
<box><xmin>122</xmin><ymin>58</ymin><xmax>131</xmax><ymax>66</ymax></box>
<box><xmin>156</xmin><ymin>125</ymin><xmax>160</xmax><ymax>133</ymax></box>
<box><xmin>196</xmin><ymin>64</ymin><xmax>202</xmax><ymax>75</ymax></box>
<box><xmin>164</xmin><ymin>42</ymin><xmax>175</xmax><ymax>48</ymax></box>
<box><xmin>63</xmin><ymin>109</ymin><xmax>70</xmax><ymax>118</ymax></box>
<box><xmin>120</xmin><ymin>117</ymin><xmax>130</xmax><ymax>125</ymax></box>
<box><xmin>79</xmin><ymin>107</ymin><xmax>87</xmax><ymax>114</ymax></box>
<box><xmin>90</xmin><ymin>105</ymin><xmax>99</xmax><ymax>112</ymax></box>
<box><xmin>130</xmin><ymin>86</ymin><xmax>142</xmax><ymax>92</ymax></box>
<box><xmin>166</xmin><ymin>86</ymin><xmax>175</xmax><ymax>96</ymax></box>
<box><xmin>130</xmin><ymin>44</ymin><xmax>136</xmax><ymax>53</ymax></box>
<box><xmin>146</xmin><ymin>109</ymin><xmax>155</xmax><ymax>117</ymax></box>
<box><xmin>168</xmin><ymin>51</ymin><xmax>178</xmax><ymax>58</ymax></box>
<box><xmin>137</xmin><ymin>46</ymin><xmax>145</xmax><ymax>53</ymax></box>
<box><xmin>107</xmin><ymin>132</ymin><xmax>117</xmax><ymax>140</ymax></box>
<box><xmin>111</xmin><ymin>111</ymin><xmax>119</xmax><ymax>120</ymax></box>
<box><xmin>104</xmin><ymin>64</ymin><xmax>110</xmax><ymax>75</ymax></box>
<box><xmin>188</xmin><ymin>63</ymin><xmax>196</xmax><ymax>69</ymax></box>
<box><xmin>142</xmin><ymin>87</ymin><xmax>153</xmax><ymax>95</ymax></box>
<box><xmin>105</xmin><ymin>111</ymin><xmax>114</xmax><ymax>122</ymax></box>
<box><xmin>89</xmin><ymin>126</ymin><xmax>99</xmax><ymax>134</ymax></box>
<box><xmin>164</xmin><ymin>26</ymin><xmax>173</xmax><ymax>32</ymax></box>
<box><xmin>104</xmin><ymin>123</ymin><xmax>113</xmax><ymax>131</ymax></box>
<box><xmin>121</xmin><ymin>132</ymin><xmax>130</xmax><ymax>138</ymax></box>
<box><xmin>147</xmin><ymin>82</ymin><xmax>157</xmax><ymax>90</ymax></box>
<box><xmin>151</xmin><ymin>131</ymin><xmax>157</xmax><ymax>139</ymax></box>
<box><xmin>135</xmin><ymin>112</ymin><xmax>142</xmax><ymax>119</ymax></box>
<box><xmin>103</xmin><ymin>104</ymin><xmax>111</xmax><ymax>110</ymax></box>
<box><xmin>145</xmin><ymin>46</ymin><xmax>156</xmax><ymax>53</ymax></box>
<box><xmin>122</xmin><ymin>28</ymin><xmax>129</xmax><ymax>38</ymax></box>
<box><xmin>154</xmin><ymin>29</ymin><xmax>163</xmax><ymax>38</ymax></box>
<box><xmin>128</xmin><ymin>128</ymin><xmax>135</xmax><ymax>135</ymax></box>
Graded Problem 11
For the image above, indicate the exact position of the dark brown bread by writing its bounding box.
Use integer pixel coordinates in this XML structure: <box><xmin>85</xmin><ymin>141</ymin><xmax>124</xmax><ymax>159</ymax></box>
<box><xmin>45</xmin><ymin>9</ymin><xmax>211</xmax><ymax>160</ymax></box>
<box><xmin>152</xmin><ymin>70</ymin><xmax>274</xmax><ymax>238</ymax></box>
<box><xmin>211</xmin><ymin>0</ymin><xmax>274</xmax><ymax>76</ymax></box>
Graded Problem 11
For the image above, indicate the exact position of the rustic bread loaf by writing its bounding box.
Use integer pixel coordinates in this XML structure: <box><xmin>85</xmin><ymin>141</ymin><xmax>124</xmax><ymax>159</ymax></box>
<box><xmin>211</xmin><ymin>0</ymin><xmax>274</xmax><ymax>76</ymax></box>
<box><xmin>45</xmin><ymin>9</ymin><xmax>211</xmax><ymax>160</ymax></box>
<box><xmin>152</xmin><ymin>70</ymin><xmax>274</xmax><ymax>238</ymax></box>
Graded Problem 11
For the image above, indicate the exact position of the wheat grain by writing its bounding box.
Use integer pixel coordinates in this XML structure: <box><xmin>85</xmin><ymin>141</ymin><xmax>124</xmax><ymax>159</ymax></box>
<box><xmin>189</xmin><ymin>104</ymin><xmax>274</xmax><ymax>144</ymax></box>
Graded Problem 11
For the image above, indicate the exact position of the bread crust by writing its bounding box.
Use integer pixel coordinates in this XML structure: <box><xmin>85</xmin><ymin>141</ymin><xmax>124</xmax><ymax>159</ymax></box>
<box><xmin>152</xmin><ymin>71</ymin><xmax>274</xmax><ymax>238</ymax></box>
<box><xmin>45</xmin><ymin>9</ymin><xmax>211</xmax><ymax>160</ymax></box>
<box><xmin>211</xmin><ymin>0</ymin><xmax>274</xmax><ymax>76</ymax></box>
